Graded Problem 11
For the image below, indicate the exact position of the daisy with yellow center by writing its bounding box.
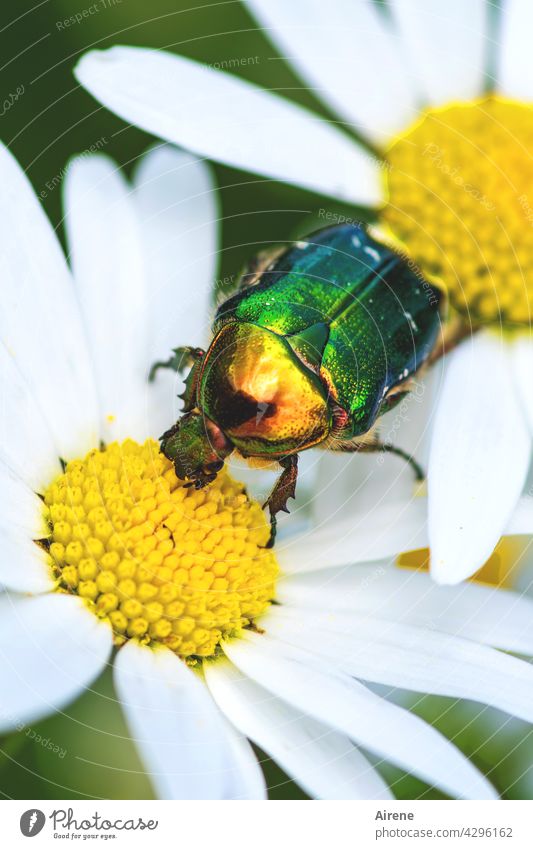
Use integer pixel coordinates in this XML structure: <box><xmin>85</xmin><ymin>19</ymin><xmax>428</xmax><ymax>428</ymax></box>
<box><xmin>2</xmin><ymin>137</ymin><xmax>533</xmax><ymax>802</ymax></box>
<box><xmin>45</xmin><ymin>439</ymin><xmax>276</xmax><ymax>658</ymax></box>
<box><xmin>76</xmin><ymin>0</ymin><xmax>533</xmax><ymax>584</ymax></box>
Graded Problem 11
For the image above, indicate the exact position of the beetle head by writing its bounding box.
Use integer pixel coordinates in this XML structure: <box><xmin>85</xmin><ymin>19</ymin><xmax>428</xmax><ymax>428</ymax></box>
<box><xmin>199</xmin><ymin>322</ymin><xmax>332</xmax><ymax>459</ymax></box>
<box><xmin>160</xmin><ymin>411</ymin><xmax>232</xmax><ymax>488</ymax></box>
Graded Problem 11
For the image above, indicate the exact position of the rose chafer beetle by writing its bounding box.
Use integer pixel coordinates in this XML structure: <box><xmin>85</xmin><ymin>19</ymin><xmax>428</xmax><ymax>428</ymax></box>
<box><xmin>150</xmin><ymin>223</ymin><xmax>446</xmax><ymax>544</ymax></box>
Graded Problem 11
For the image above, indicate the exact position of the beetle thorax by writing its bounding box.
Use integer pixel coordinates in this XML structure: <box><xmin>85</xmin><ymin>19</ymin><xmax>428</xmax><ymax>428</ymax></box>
<box><xmin>199</xmin><ymin>322</ymin><xmax>331</xmax><ymax>458</ymax></box>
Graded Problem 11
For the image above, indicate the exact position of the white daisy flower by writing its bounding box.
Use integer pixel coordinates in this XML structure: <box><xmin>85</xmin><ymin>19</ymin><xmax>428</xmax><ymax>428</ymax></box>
<box><xmin>75</xmin><ymin>0</ymin><xmax>533</xmax><ymax>584</ymax></box>
<box><xmin>3</xmin><ymin>140</ymin><xmax>533</xmax><ymax>801</ymax></box>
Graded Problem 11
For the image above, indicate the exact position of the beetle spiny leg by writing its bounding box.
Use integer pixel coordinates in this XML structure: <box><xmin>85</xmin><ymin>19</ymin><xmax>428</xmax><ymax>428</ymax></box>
<box><xmin>380</xmin><ymin>443</ymin><xmax>425</xmax><ymax>481</ymax></box>
<box><xmin>148</xmin><ymin>346</ymin><xmax>204</xmax><ymax>382</ymax></box>
<box><xmin>262</xmin><ymin>455</ymin><xmax>299</xmax><ymax>547</ymax></box>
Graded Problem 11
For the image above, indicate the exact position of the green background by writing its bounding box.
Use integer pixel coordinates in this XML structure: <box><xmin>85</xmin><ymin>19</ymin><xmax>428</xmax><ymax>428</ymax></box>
<box><xmin>0</xmin><ymin>0</ymin><xmax>530</xmax><ymax>801</ymax></box>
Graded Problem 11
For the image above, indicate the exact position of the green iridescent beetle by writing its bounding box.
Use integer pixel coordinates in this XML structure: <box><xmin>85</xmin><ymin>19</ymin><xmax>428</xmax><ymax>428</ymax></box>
<box><xmin>150</xmin><ymin>223</ymin><xmax>445</xmax><ymax>544</ymax></box>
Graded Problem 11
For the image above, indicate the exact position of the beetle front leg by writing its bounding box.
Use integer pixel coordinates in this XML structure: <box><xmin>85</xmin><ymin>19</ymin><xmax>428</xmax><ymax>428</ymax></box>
<box><xmin>149</xmin><ymin>346</ymin><xmax>206</xmax><ymax>412</ymax></box>
<box><xmin>262</xmin><ymin>454</ymin><xmax>299</xmax><ymax>548</ymax></box>
<box><xmin>148</xmin><ymin>346</ymin><xmax>205</xmax><ymax>382</ymax></box>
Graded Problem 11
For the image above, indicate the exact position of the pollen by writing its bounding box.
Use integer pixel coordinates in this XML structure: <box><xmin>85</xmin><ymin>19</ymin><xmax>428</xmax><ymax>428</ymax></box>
<box><xmin>381</xmin><ymin>96</ymin><xmax>533</xmax><ymax>325</ymax></box>
<box><xmin>42</xmin><ymin>439</ymin><xmax>278</xmax><ymax>661</ymax></box>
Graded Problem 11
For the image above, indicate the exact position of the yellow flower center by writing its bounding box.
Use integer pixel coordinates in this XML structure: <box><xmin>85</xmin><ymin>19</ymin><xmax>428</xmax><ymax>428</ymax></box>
<box><xmin>42</xmin><ymin>439</ymin><xmax>278</xmax><ymax>661</ymax></box>
<box><xmin>382</xmin><ymin>95</ymin><xmax>533</xmax><ymax>325</ymax></box>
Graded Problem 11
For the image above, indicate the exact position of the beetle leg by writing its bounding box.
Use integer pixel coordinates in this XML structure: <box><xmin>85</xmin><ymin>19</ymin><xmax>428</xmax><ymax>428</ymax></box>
<box><xmin>148</xmin><ymin>346</ymin><xmax>205</xmax><ymax>382</ymax></box>
<box><xmin>360</xmin><ymin>441</ymin><xmax>425</xmax><ymax>481</ymax></box>
<box><xmin>262</xmin><ymin>454</ymin><xmax>299</xmax><ymax>548</ymax></box>
<box><xmin>179</xmin><ymin>359</ymin><xmax>206</xmax><ymax>412</ymax></box>
<box><xmin>331</xmin><ymin>438</ymin><xmax>425</xmax><ymax>481</ymax></box>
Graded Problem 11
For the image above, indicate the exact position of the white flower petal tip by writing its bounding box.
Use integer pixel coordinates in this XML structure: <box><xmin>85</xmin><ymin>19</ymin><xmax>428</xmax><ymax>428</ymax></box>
<box><xmin>74</xmin><ymin>46</ymin><xmax>383</xmax><ymax>206</ymax></box>
<box><xmin>223</xmin><ymin>634</ymin><xmax>497</xmax><ymax>800</ymax></box>
<box><xmin>0</xmin><ymin>594</ymin><xmax>111</xmax><ymax>733</ymax></box>
<box><xmin>114</xmin><ymin>642</ymin><xmax>266</xmax><ymax>800</ymax></box>
<box><xmin>428</xmin><ymin>336</ymin><xmax>531</xmax><ymax>585</ymax></box>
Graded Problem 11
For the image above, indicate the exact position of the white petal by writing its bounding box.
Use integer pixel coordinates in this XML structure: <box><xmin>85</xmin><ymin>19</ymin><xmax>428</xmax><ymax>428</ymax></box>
<box><xmin>0</xmin><ymin>594</ymin><xmax>111</xmax><ymax>732</ymax></box>
<box><xmin>311</xmin><ymin>368</ymin><xmax>438</xmax><ymax>525</ymax></box>
<box><xmin>0</xmin><ymin>460</ymin><xmax>48</xmax><ymax>538</ymax></box>
<box><xmin>219</xmin><ymin>716</ymin><xmax>268</xmax><ymax>800</ymax></box>
<box><xmin>498</xmin><ymin>0</ymin><xmax>533</xmax><ymax>100</ymax></box>
<box><xmin>279</xmin><ymin>561</ymin><xmax>533</xmax><ymax>655</ymax></box>
<box><xmin>64</xmin><ymin>154</ymin><xmax>148</xmax><ymax>442</ymax></box>
<box><xmin>507</xmin><ymin>497</ymin><xmax>533</xmax><ymax>535</ymax></box>
<box><xmin>205</xmin><ymin>659</ymin><xmax>392</xmax><ymax>800</ymax></box>
<box><xmin>428</xmin><ymin>335</ymin><xmax>531</xmax><ymax>584</ymax></box>
<box><xmin>132</xmin><ymin>145</ymin><xmax>219</xmax><ymax>437</ymax></box>
<box><xmin>512</xmin><ymin>336</ymin><xmax>533</xmax><ymax>434</ymax></box>
<box><xmin>0</xmin><ymin>343</ymin><xmax>61</xmax><ymax>491</ymax></box>
<box><xmin>389</xmin><ymin>0</ymin><xmax>488</xmax><ymax>105</ymax></box>
<box><xmin>267</xmin><ymin>604</ymin><xmax>533</xmax><ymax>724</ymax></box>
<box><xmin>0</xmin><ymin>532</ymin><xmax>54</xmax><ymax>594</ymax></box>
<box><xmin>75</xmin><ymin>47</ymin><xmax>383</xmax><ymax>206</ymax></box>
<box><xmin>133</xmin><ymin>144</ymin><xmax>218</xmax><ymax>356</ymax></box>
<box><xmin>0</xmin><ymin>143</ymin><xmax>99</xmax><ymax>459</ymax></box>
<box><xmin>246</xmin><ymin>0</ymin><xmax>418</xmax><ymax>144</ymax></box>
<box><xmin>223</xmin><ymin>633</ymin><xmax>496</xmax><ymax>799</ymax></box>
<box><xmin>278</xmin><ymin>496</ymin><xmax>428</xmax><ymax>575</ymax></box>
<box><xmin>114</xmin><ymin>641</ymin><xmax>264</xmax><ymax>799</ymax></box>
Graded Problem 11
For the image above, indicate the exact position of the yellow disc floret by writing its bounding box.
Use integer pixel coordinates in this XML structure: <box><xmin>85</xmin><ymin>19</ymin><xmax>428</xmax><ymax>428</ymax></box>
<box><xmin>382</xmin><ymin>96</ymin><xmax>533</xmax><ymax>325</ymax></box>
<box><xmin>42</xmin><ymin>439</ymin><xmax>278</xmax><ymax>661</ymax></box>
